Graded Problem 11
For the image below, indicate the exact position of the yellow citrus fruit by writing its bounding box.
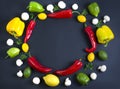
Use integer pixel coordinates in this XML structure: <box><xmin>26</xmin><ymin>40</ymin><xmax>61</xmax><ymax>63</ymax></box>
<box><xmin>77</xmin><ymin>15</ymin><xmax>86</xmax><ymax>23</ymax></box>
<box><xmin>22</xmin><ymin>43</ymin><xmax>29</xmax><ymax>53</ymax></box>
<box><xmin>38</xmin><ymin>13</ymin><xmax>47</xmax><ymax>20</ymax></box>
<box><xmin>87</xmin><ymin>52</ymin><xmax>95</xmax><ymax>62</ymax></box>
<box><xmin>43</xmin><ymin>74</ymin><xmax>60</xmax><ymax>87</ymax></box>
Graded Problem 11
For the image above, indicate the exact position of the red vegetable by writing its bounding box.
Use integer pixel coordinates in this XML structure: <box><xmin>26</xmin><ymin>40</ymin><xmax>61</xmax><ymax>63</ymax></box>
<box><xmin>54</xmin><ymin>59</ymin><xmax>83</xmax><ymax>76</ymax></box>
<box><xmin>27</xmin><ymin>56</ymin><xmax>52</xmax><ymax>73</ymax></box>
<box><xmin>85</xmin><ymin>26</ymin><xmax>97</xmax><ymax>52</ymax></box>
<box><xmin>24</xmin><ymin>20</ymin><xmax>36</xmax><ymax>43</ymax></box>
<box><xmin>47</xmin><ymin>9</ymin><xmax>73</xmax><ymax>18</ymax></box>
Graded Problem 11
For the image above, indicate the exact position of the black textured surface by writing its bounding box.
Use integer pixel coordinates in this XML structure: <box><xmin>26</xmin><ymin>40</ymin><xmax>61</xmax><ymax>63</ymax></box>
<box><xmin>0</xmin><ymin>0</ymin><xmax>120</xmax><ymax>89</ymax></box>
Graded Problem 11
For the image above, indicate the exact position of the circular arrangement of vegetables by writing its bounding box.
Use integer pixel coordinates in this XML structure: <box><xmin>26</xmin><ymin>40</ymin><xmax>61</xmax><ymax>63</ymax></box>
<box><xmin>5</xmin><ymin>1</ymin><xmax>115</xmax><ymax>87</ymax></box>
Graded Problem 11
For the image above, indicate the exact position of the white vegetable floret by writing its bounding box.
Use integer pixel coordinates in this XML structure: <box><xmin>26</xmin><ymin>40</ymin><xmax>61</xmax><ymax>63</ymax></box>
<box><xmin>90</xmin><ymin>72</ymin><xmax>97</xmax><ymax>80</ymax></box>
<box><xmin>17</xmin><ymin>70</ymin><xmax>23</xmax><ymax>77</ymax></box>
<box><xmin>6</xmin><ymin>38</ymin><xmax>14</xmax><ymax>46</ymax></box>
<box><xmin>16</xmin><ymin>59</ymin><xmax>23</xmax><ymax>67</ymax></box>
<box><xmin>64</xmin><ymin>77</ymin><xmax>71</xmax><ymax>86</ymax></box>
<box><xmin>32</xmin><ymin>77</ymin><xmax>40</xmax><ymax>85</ymax></box>
<box><xmin>92</xmin><ymin>18</ymin><xmax>99</xmax><ymax>25</ymax></box>
<box><xmin>46</xmin><ymin>4</ymin><xmax>54</xmax><ymax>13</ymax></box>
<box><xmin>104</xmin><ymin>15</ymin><xmax>110</xmax><ymax>22</ymax></box>
<box><xmin>98</xmin><ymin>65</ymin><xmax>107</xmax><ymax>72</ymax></box>
<box><xmin>72</xmin><ymin>3</ymin><xmax>78</xmax><ymax>10</ymax></box>
<box><xmin>58</xmin><ymin>1</ymin><xmax>66</xmax><ymax>9</ymax></box>
<box><xmin>21</xmin><ymin>12</ymin><xmax>29</xmax><ymax>21</ymax></box>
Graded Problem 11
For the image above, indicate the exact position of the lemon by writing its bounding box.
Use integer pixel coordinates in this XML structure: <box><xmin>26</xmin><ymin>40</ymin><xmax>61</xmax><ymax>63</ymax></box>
<box><xmin>22</xmin><ymin>43</ymin><xmax>29</xmax><ymax>53</ymax></box>
<box><xmin>38</xmin><ymin>13</ymin><xmax>47</xmax><ymax>20</ymax></box>
<box><xmin>43</xmin><ymin>74</ymin><xmax>60</xmax><ymax>87</ymax></box>
<box><xmin>77</xmin><ymin>15</ymin><xmax>86</xmax><ymax>23</ymax></box>
<box><xmin>87</xmin><ymin>52</ymin><xmax>95</xmax><ymax>62</ymax></box>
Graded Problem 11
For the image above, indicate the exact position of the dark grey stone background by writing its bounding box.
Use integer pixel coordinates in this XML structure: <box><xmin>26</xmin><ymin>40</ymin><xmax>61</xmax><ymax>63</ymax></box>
<box><xmin>0</xmin><ymin>0</ymin><xmax>119</xmax><ymax>89</ymax></box>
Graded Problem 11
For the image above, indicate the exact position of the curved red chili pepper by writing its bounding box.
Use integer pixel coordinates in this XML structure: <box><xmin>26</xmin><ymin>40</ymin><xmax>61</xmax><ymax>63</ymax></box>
<box><xmin>85</xmin><ymin>26</ymin><xmax>97</xmax><ymax>52</ymax></box>
<box><xmin>54</xmin><ymin>59</ymin><xmax>83</xmax><ymax>76</ymax></box>
<box><xmin>24</xmin><ymin>20</ymin><xmax>36</xmax><ymax>43</ymax></box>
<box><xmin>47</xmin><ymin>9</ymin><xmax>73</xmax><ymax>18</ymax></box>
<box><xmin>27</xmin><ymin>56</ymin><xmax>52</xmax><ymax>73</ymax></box>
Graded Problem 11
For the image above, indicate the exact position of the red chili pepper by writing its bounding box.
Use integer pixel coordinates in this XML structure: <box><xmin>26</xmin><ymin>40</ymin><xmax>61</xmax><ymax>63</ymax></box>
<box><xmin>27</xmin><ymin>56</ymin><xmax>52</xmax><ymax>73</ymax></box>
<box><xmin>47</xmin><ymin>9</ymin><xmax>73</xmax><ymax>18</ymax></box>
<box><xmin>85</xmin><ymin>26</ymin><xmax>97</xmax><ymax>52</ymax></box>
<box><xmin>24</xmin><ymin>20</ymin><xmax>36</xmax><ymax>43</ymax></box>
<box><xmin>54</xmin><ymin>59</ymin><xmax>83</xmax><ymax>76</ymax></box>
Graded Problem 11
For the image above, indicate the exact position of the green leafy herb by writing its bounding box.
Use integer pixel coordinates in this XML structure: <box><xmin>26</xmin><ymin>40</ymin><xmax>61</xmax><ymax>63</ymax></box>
<box><xmin>20</xmin><ymin>53</ymin><xmax>28</xmax><ymax>60</ymax></box>
<box><xmin>84</xmin><ymin>63</ymin><xmax>94</xmax><ymax>71</ymax></box>
<box><xmin>16</xmin><ymin>38</ymin><xmax>23</xmax><ymax>45</ymax></box>
<box><xmin>53</xmin><ymin>5</ymin><xmax>60</xmax><ymax>11</ymax></box>
<box><xmin>96</xmin><ymin>20</ymin><xmax>103</xmax><ymax>28</ymax></box>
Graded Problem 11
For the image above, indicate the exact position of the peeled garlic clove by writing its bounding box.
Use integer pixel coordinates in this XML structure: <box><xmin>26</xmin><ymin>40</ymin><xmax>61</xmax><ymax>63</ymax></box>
<box><xmin>92</xmin><ymin>18</ymin><xmax>99</xmax><ymax>25</ymax></box>
<box><xmin>104</xmin><ymin>15</ymin><xmax>110</xmax><ymax>22</ymax></box>
<box><xmin>16</xmin><ymin>59</ymin><xmax>23</xmax><ymax>67</ymax></box>
<box><xmin>46</xmin><ymin>4</ymin><xmax>54</xmax><ymax>13</ymax></box>
<box><xmin>17</xmin><ymin>70</ymin><xmax>23</xmax><ymax>77</ymax></box>
<box><xmin>72</xmin><ymin>3</ymin><xmax>78</xmax><ymax>10</ymax></box>
<box><xmin>32</xmin><ymin>77</ymin><xmax>40</xmax><ymax>85</ymax></box>
<box><xmin>101</xmin><ymin>65</ymin><xmax>107</xmax><ymax>72</ymax></box>
<box><xmin>58</xmin><ymin>1</ymin><xmax>66</xmax><ymax>9</ymax></box>
<box><xmin>64</xmin><ymin>77</ymin><xmax>71</xmax><ymax>86</ymax></box>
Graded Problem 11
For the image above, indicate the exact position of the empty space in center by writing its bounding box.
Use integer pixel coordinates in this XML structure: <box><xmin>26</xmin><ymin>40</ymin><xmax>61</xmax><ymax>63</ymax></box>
<box><xmin>29</xmin><ymin>18</ymin><xmax>87</xmax><ymax>69</ymax></box>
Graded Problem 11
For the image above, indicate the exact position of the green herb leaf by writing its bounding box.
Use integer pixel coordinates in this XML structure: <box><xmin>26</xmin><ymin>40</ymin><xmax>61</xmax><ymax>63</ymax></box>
<box><xmin>16</xmin><ymin>38</ymin><xmax>23</xmax><ymax>45</ymax></box>
<box><xmin>20</xmin><ymin>53</ymin><xmax>28</xmax><ymax>60</ymax></box>
<box><xmin>96</xmin><ymin>20</ymin><xmax>103</xmax><ymax>28</ymax></box>
<box><xmin>84</xmin><ymin>63</ymin><xmax>94</xmax><ymax>71</ymax></box>
<box><xmin>53</xmin><ymin>5</ymin><xmax>60</xmax><ymax>12</ymax></box>
<box><xmin>30</xmin><ymin>13</ymin><xmax>34</xmax><ymax>20</ymax></box>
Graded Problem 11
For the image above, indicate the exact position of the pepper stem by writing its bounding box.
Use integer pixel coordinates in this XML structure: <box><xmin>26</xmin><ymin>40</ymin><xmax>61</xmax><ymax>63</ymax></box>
<box><xmin>81</xmin><ymin>9</ymin><xmax>88</xmax><ymax>16</ymax></box>
<box><xmin>5</xmin><ymin>55</ymin><xmax>9</xmax><ymax>59</ymax></box>
<box><xmin>104</xmin><ymin>42</ymin><xmax>109</xmax><ymax>47</ymax></box>
<box><xmin>84</xmin><ymin>23</ymin><xmax>87</xmax><ymax>27</ymax></box>
<box><xmin>28</xmin><ymin>52</ymin><xmax>32</xmax><ymax>57</ymax></box>
<box><xmin>72</xmin><ymin>11</ymin><xmax>80</xmax><ymax>15</ymax></box>
<box><xmin>11</xmin><ymin>31</ymin><xmax>18</xmax><ymax>39</ymax></box>
<box><xmin>79</xmin><ymin>58</ymin><xmax>82</xmax><ymax>61</ymax></box>
<box><xmin>104</xmin><ymin>39</ymin><xmax>109</xmax><ymax>47</ymax></box>
<box><xmin>26</xmin><ymin>6</ymin><xmax>29</xmax><ymax>10</ymax></box>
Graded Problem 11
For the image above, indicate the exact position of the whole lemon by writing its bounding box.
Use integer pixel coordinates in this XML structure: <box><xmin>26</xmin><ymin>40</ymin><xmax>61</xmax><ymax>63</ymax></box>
<box><xmin>43</xmin><ymin>74</ymin><xmax>60</xmax><ymax>87</ymax></box>
<box><xmin>38</xmin><ymin>13</ymin><xmax>47</xmax><ymax>20</ymax></box>
<box><xmin>22</xmin><ymin>43</ymin><xmax>29</xmax><ymax>53</ymax></box>
<box><xmin>77</xmin><ymin>15</ymin><xmax>86</xmax><ymax>23</ymax></box>
<box><xmin>87</xmin><ymin>52</ymin><xmax>95</xmax><ymax>62</ymax></box>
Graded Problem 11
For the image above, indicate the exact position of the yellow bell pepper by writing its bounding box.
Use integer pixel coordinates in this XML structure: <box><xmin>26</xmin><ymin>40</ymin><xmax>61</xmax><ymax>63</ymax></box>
<box><xmin>6</xmin><ymin>17</ymin><xmax>25</xmax><ymax>37</ymax></box>
<box><xmin>96</xmin><ymin>25</ymin><xmax>114</xmax><ymax>45</ymax></box>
